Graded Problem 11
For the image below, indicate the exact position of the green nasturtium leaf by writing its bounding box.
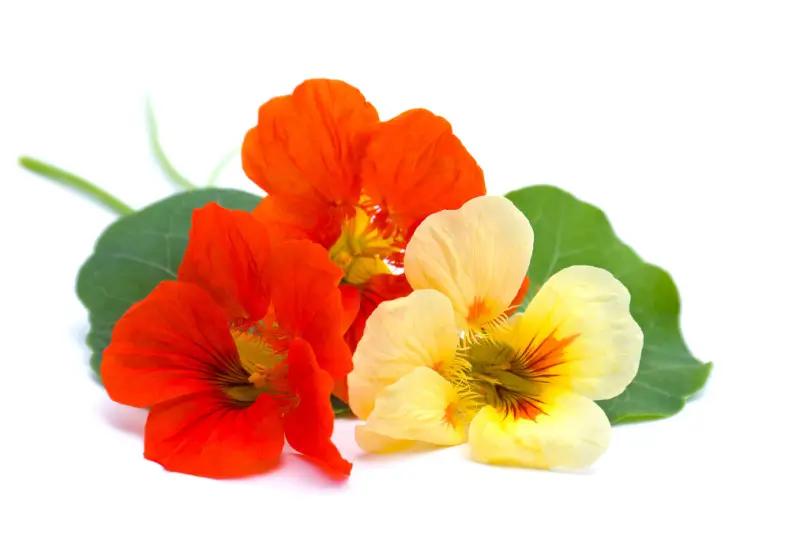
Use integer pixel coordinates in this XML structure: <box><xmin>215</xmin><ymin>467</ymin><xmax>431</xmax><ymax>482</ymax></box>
<box><xmin>76</xmin><ymin>189</ymin><xmax>261</xmax><ymax>381</ymax></box>
<box><xmin>506</xmin><ymin>185</ymin><xmax>712</xmax><ymax>424</ymax></box>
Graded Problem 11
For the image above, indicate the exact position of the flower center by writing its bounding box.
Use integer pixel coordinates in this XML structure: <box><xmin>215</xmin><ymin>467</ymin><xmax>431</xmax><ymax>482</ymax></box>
<box><xmin>466</xmin><ymin>329</ymin><xmax>579</xmax><ymax>420</ymax></box>
<box><xmin>329</xmin><ymin>204</ymin><xmax>403</xmax><ymax>285</ymax></box>
<box><xmin>222</xmin><ymin>318</ymin><xmax>293</xmax><ymax>406</ymax></box>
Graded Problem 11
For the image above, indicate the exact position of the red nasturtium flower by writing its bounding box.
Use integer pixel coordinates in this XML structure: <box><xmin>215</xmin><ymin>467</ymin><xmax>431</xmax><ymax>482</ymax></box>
<box><xmin>242</xmin><ymin>79</ymin><xmax>487</xmax><ymax>361</ymax></box>
<box><xmin>101</xmin><ymin>203</ymin><xmax>357</xmax><ymax>478</ymax></box>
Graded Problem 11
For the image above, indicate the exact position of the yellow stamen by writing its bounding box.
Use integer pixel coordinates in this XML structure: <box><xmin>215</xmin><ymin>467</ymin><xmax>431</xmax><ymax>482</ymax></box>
<box><xmin>465</xmin><ymin>330</ymin><xmax>578</xmax><ymax>421</ymax></box>
<box><xmin>223</xmin><ymin>328</ymin><xmax>290</xmax><ymax>404</ymax></box>
<box><xmin>434</xmin><ymin>349</ymin><xmax>481</xmax><ymax>429</ymax></box>
<box><xmin>328</xmin><ymin>205</ymin><xmax>403</xmax><ymax>285</ymax></box>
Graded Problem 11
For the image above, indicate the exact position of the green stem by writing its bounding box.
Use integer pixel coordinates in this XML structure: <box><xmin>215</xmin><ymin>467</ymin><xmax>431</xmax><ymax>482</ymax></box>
<box><xmin>18</xmin><ymin>157</ymin><xmax>135</xmax><ymax>216</ymax></box>
<box><xmin>146</xmin><ymin>97</ymin><xmax>197</xmax><ymax>191</ymax></box>
<box><xmin>207</xmin><ymin>148</ymin><xmax>238</xmax><ymax>187</ymax></box>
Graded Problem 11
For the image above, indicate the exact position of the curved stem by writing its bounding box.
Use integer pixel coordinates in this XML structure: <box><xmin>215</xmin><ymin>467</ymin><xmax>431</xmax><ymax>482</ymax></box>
<box><xmin>207</xmin><ymin>148</ymin><xmax>238</xmax><ymax>187</ymax></box>
<box><xmin>146</xmin><ymin>97</ymin><xmax>197</xmax><ymax>191</ymax></box>
<box><xmin>18</xmin><ymin>157</ymin><xmax>135</xmax><ymax>216</ymax></box>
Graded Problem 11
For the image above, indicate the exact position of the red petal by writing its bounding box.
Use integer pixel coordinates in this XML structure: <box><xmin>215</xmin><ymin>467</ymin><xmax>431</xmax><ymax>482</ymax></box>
<box><xmin>243</xmin><ymin>79</ymin><xmax>379</xmax><ymax>247</ymax></box>
<box><xmin>284</xmin><ymin>339</ymin><xmax>351</xmax><ymax>477</ymax></box>
<box><xmin>360</xmin><ymin>109</ymin><xmax>486</xmax><ymax>240</ymax></box>
<box><xmin>509</xmin><ymin>275</ymin><xmax>531</xmax><ymax>312</ymax></box>
<box><xmin>344</xmin><ymin>273</ymin><xmax>413</xmax><ymax>350</ymax></box>
<box><xmin>178</xmin><ymin>203</ymin><xmax>271</xmax><ymax>325</ymax></box>
<box><xmin>269</xmin><ymin>240</ymin><xmax>352</xmax><ymax>381</ymax></box>
<box><xmin>144</xmin><ymin>390</ymin><xmax>284</xmax><ymax>479</ymax></box>
<box><xmin>252</xmin><ymin>195</ymin><xmax>346</xmax><ymax>249</ymax></box>
<box><xmin>101</xmin><ymin>281</ymin><xmax>244</xmax><ymax>408</ymax></box>
<box><xmin>338</xmin><ymin>284</ymin><xmax>361</xmax><ymax>335</ymax></box>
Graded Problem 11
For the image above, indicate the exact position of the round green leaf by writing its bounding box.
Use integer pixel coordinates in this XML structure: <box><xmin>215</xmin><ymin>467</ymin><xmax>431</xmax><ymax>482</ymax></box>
<box><xmin>506</xmin><ymin>185</ymin><xmax>712</xmax><ymax>424</ymax></box>
<box><xmin>76</xmin><ymin>189</ymin><xmax>261</xmax><ymax>381</ymax></box>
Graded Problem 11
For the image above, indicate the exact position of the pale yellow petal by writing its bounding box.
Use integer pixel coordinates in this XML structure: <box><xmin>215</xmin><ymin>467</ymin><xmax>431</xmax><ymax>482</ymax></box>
<box><xmin>365</xmin><ymin>367</ymin><xmax>466</xmax><ymax>446</ymax></box>
<box><xmin>347</xmin><ymin>290</ymin><xmax>459</xmax><ymax>419</ymax></box>
<box><xmin>354</xmin><ymin>425</ymin><xmax>414</xmax><ymax>454</ymax></box>
<box><xmin>500</xmin><ymin>265</ymin><xmax>643</xmax><ymax>400</ymax></box>
<box><xmin>404</xmin><ymin>195</ymin><xmax>533</xmax><ymax>332</ymax></box>
<box><xmin>468</xmin><ymin>388</ymin><xmax>611</xmax><ymax>470</ymax></box>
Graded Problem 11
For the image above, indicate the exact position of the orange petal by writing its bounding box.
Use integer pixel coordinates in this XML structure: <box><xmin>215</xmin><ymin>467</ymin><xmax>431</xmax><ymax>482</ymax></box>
<box><xmin>242</xmin><ymin>79</ymin><xmax>379</xmax><ymax>237</ymax></box>
<box><xmin>284</xmin><ymin>339</ymin><xmax>352</xmax><ymax>477</ymax></box>
<box><xmin>144</xmin><ymin>390</ymin><xmax>284</xmax><ymax>479</ymax></box>
<box><xmin>269</xmin><ymin>240</ymin><xmax>352</xmax><ymax>381</ymax></box>
<box><xmin>344</xmin><ymin>273</ymin><xmax>413</xmax><ymax>351</ymax></box>
<box><xmin>101</xmin><ymin>281</ymin><xmax>244</xmax><ymax>408</ymax></box>
<box><xmin>360</xmin><ymin>109</ymin><xmax>486</xmax><ymax>239</ymax></box>
<box><xmin>509</xmin><ymin>275</ymin><xmax>531</xmax><ymax>312</ymax></box>
<box><xmin>178</xmin><ymin>203</ymin><xmax>271</xmax><ymax>325</ymax></box>
<box><xmin>252</xmin><ymin>195</ymin><xmax>346</xmax><ymax>249</ymax></box>
<box><xmin>338</xmin><ymin>284</ymin><xmax>361</xmax><ymax>335</ymax></box>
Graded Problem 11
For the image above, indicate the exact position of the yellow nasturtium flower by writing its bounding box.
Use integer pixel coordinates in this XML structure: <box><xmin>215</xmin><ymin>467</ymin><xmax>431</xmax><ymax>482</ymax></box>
<box><xmin>347</xmin><ymin>195</ymin><xmax>644</xmax><ymax>469</ymax></box>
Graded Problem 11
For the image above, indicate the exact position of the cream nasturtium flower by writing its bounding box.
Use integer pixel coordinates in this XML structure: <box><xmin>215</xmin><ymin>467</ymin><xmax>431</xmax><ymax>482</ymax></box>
<box><xmin>347</xmin><ymin>195</ymin><xmax>644</xmax><ymax>469</ymax></box>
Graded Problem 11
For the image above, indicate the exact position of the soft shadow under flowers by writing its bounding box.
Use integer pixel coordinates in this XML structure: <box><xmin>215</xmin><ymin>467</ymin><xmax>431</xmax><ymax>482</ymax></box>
<box><xmin>100</xmin><ymin>401</ymin><xmax>147</xmax><ymax>437</ymax></box>
<box><xmin>352</xmin><ymin>441</ymin><xmax>452</xmax><ymax>465</ymax></box>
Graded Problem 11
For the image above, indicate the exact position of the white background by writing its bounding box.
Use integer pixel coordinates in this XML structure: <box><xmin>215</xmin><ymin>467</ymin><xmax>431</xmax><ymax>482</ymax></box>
<box><xmin>1</xmin><ymin>1</ymin><xmax>798</xmax><ymax>531</ymax></box>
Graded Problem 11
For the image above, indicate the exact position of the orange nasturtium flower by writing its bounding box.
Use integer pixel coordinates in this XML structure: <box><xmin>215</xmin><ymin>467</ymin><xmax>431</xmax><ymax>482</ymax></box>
<box><xmin>242</xmin><ymin>79</ymin><xmax>487</xmax><ymax>356</ymax></box>
<box><xmin>347</xmin><ymin>196</ymin><xmax>644</xmax><ymax>470</ymax></box>
<box><xmin>101</xmin><ymin>203</ymin><xmax>356</xmax><ymax>478</ymax></box>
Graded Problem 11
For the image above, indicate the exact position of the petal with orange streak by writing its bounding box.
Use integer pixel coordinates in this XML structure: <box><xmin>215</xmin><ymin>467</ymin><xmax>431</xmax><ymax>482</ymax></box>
<box><xmin>363</xmin><ymin>367</ymin><xmax>466</xmax><ymax>446</ymax></box>
<box><xmin>347</xmin><ymin>290</ymin><xmax>459</xmax><ymax>421</ymax></box>
<box><xmin>404</xmin><ymin>195</ymin><xmax>533</xmax><ymax>333</ymax></box>
<box><xmin>468</xmin><ymin>389</ymin><xmax>611</xmax><ymax>470</ymax></box>
<box><xmin>500</xmin><ymin>266</ymin><xmax>643</xmax><ymax>401</ymax></box>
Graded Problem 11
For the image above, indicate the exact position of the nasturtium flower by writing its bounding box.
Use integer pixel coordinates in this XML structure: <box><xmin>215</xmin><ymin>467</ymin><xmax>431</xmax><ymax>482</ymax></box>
<box><xmin>347</xmin><ymin>195</ymin><xmax>644</xmax><ymax>470</ymax></box>
<box><xmin>101</xmin><ymin>203</ymin><xmax>356</xmax><ymax>478</ymax></box>
<box><xmin>242</xmin><ymin>78</ymin><xmax>487</xmax><ymax>353</ymax></box>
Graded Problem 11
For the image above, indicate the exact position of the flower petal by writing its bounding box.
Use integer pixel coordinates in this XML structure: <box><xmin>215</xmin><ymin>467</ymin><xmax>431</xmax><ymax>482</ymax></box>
<box><xmin>468</xmin><ymin>388</ymin><xmax>611</xmax><ymax>470</ymax></box>
<box><xmin>509</xmin><ymin>275</ymin><xmax>531</xmax><ymax>312</ymax></box>
<box><xmin>343</xmin><ymin>273</ymin><xmax>413</xmax><ymax>351</ymax></box>
<box><xmin>178</xmin><ymin>203</ymin><xmax>271</xmax><ymax>324</ymax></box>
<box><xmin>252</xmin><ymin>194</ymin><xmax>342</xmax><ymax>247</ymax></box>
<box><xmin>283</xmin><ymin>339</ymin><xmax>352</xmax><ymax>477</ymax></box>
<box><xmin>365</xmin><ymin>367</ymin><xmax>466</xmax><ymax>446</ymax></box>
<box><xmin>101</xmin><ymin>280</ymin><xmax>244</xmax><ymax>408</ymax></box>
<box><xmin>360</xmin><ymin>109</ymin><xmax>486</xmax><ymax>238</ymax></box>
<box><xmin>269</xmin><ymin>240</ymin><xmax>351</xmax><ymax>381</ymax></box>
<box><xmin>348</xmin><ymin>289</ymin><xmax>459</xmax><ymax>419</ymax></box>
<box><xmin>503</xmin><ymin>266</ymin><xmax>643</xmax><ymax>400</ymax></box>
<box><xmin>338</xmin><ymin>284</ymin><xmax>362</xmax><ymax>336</ymax></box>
<box><xmin>332</xmin><ymin>285</ymin><xmax>364</xmax><ymax>403</ymax></box>
<box><xmin>354</xmin><ymin>424</ymin><xmax>414</xmax><ymax>454</ymax></box>
<box><xmin>405</xmin><ymin>195</ymin><xmax>533</xmax><ymax>332</ymax></box>
<box><xmin>243</xmin><ymin>79</ymin><xmax>379</xmax><ymax>246</ymax></box>
<box><xmin>144</xmin><ymin>390</ymin><xmax>284</xmax><ymax>478</ymax></box>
